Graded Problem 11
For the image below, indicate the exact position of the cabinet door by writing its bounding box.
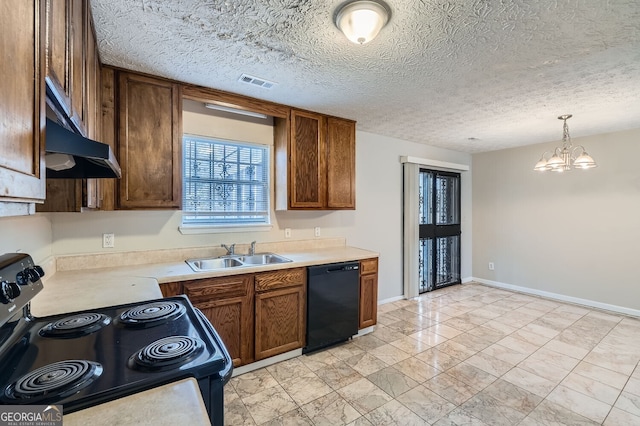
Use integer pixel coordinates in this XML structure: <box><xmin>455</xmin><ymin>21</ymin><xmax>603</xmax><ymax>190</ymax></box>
<box><xmin>289</xmin><ymin>110</ymin><xmax>326</xmax><ymax>209</ymax></box>
<box><xmin>183</xmin><ymin>275</ymin><xmax>254</xmax><ymax>367</ymax></box>
<box><xmin>45</xmin><ymin>0</ymin><xmax>85</xmax><ymax>134</ymax></box>
<box><xmin>359</xmin><ymin>258</ymin><xmax>378</xmax><ymax>329</ymax></box>
<box><xmin>326</xmin><ymin>117</ymin><xmax>356</xmax><ymax>209</ymax></box>
<box><xmin>255</xmin><ymin>285</ymin><xmax>305</xmax><ymax>360</ymax></box>
<box><xmin>117</xmin><ymin>72</ymin><xmax>182</xmax><ymax>209</ymax></box>
<box><xmin>0</xmin><ymin>0</ymin><xmax>46</xmax><ymax>204</ymax></box>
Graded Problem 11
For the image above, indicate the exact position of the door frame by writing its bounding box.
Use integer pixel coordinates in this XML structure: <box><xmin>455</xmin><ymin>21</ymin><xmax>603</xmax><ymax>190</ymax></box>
<box><xmin>401</xmin><ymin>156</ymin><xmax>469</xmax><ymax>299</ymax></box>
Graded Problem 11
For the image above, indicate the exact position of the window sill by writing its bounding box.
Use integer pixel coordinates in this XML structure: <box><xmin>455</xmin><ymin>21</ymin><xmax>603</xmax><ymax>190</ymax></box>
<box><xmin>178</xmin><ymin>224</ymin><xmax>273</xmax><ymax>235</ymax></box>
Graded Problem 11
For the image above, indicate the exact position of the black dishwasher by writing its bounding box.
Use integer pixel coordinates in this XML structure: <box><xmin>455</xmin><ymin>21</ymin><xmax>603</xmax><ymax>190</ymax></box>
<box><xmin>304</xmin><ymin>261</ymin><xmax>360</xmax><ymax>354</ymax></box>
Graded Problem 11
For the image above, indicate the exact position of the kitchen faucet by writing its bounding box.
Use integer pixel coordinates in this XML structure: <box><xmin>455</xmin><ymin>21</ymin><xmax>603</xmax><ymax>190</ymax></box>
<box><xmin>221</xmin><ymin>243</ymin><xmax>236</xmax><ymax>255</ymax></box>
<box><xmin>249</xmin><ymin>241</ymin><xmax>257</xmax><ymax>256</ymax></box>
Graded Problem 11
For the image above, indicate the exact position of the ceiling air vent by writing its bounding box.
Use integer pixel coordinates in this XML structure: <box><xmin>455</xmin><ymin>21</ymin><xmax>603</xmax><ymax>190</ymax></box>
<box><xmin>238</xmin><ymin>74</ymin><xmax>277</xmax><ymax>89</ymax></box>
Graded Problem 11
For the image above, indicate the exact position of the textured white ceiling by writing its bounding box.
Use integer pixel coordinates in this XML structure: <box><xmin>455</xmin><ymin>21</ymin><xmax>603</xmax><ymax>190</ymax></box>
<box><xmin>91</xmin><ymin>0</ymin><xmax>640</xmax><ymax>153</ymax></box>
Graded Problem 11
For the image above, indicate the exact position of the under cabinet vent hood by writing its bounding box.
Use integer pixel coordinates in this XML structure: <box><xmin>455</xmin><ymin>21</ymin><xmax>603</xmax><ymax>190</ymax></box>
<box><xmin>45</xmin><ymin>118</ymin><xmax>121</xmax><ymax>179</ymax></box>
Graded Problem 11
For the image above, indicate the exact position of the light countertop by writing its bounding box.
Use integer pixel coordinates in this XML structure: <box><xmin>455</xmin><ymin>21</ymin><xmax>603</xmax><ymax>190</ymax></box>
<box><xmin>63</xmin><ymin>378</ymin><xmax>211</xmax><ymax>426</ymax></box>
<box><xmin>32</xmin><ymin>245</ymin><xmax>378</xmax><ymax>317</ymax></box>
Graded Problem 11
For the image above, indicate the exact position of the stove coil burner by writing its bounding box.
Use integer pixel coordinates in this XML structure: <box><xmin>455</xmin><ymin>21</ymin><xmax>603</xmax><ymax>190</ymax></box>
<box><xmin>129</xmin><ymin>336</ymin><xmax>205</xmax><ymax>371</ymax></box>
<box><xmin>4</xmin><ymin>360</ymin><xmax>102</xmax><ymax>403</ymax></box>
<box><xmin>39</xmin><ymin>313</ymin><xmax>111</xmax><ymax>338</ymax></box>
<box><xmin>116</xmin><ymin>301</ymin><xmax>186</xmax><ymax>328</ymax></box>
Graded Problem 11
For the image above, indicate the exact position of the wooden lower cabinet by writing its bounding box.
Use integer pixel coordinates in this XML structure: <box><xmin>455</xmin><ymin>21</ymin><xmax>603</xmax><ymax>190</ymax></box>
<box><xmin>254</xmin><ymin>268</ymin><xmax>306</xmax><ymax>360</ymax></box>
<box><xmin>359</xmin><ymin>258</ymin><xmax>379</xmax><ymax>329</ymax></box>
<box><xmin>182</xmin><ymin>274</ymin><xmax>254</xmax><ymax>367</ymax></box>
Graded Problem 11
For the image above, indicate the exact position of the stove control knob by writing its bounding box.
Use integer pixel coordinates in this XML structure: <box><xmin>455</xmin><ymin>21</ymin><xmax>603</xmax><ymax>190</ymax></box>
<box><xmin>25</xmin><ymin>268</ymin><xmax>41</xmax><ymax>283</ymax></box>
<box><xmin>16</xmin><ymin>271</ymin><xmax>29</xmax><ymax>286</ymax></box>
<box><xmin>0</xmin><ymin>280</ymin><xmax>21</xmax><ymax>304</ymax></box>
<box><xmin>34</xmin><ymin>265</ymin><xmax>45</xmax><ymax>278</ymax></box>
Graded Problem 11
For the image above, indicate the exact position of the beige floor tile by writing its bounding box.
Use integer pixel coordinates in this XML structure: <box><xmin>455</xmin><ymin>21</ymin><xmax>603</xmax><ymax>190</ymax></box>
<box><xmin>460</xmin><ymin>392</ymin><xmax>528</xmax><ymax>426</ymax></box>
<box><xmin>232</xmin><ymin>369</ymin><xmax>279</xmax><ymax>398</ymax></box>
<box><xmin>561</xmin><ymin>371</ymin><xmax>621</xmax><ymax>405</ymax></box>
<box><xmin>352</xmin><ymin>334</ymin><xmax>388</xmax><ymax>351</ymax></box>
<box><xmin>300</xmin><ymin>391</ymin><xmax>361</xmax><ymax>426</ymax></box>
<box><xmin>464</xmin><ymin>351</ymin><xmax>513</xmax><ymax>377</ymax></box>
<box><xmin>364</xmin><ymin>399</ymin><xmax>425</xmax><ymax>426</ymax></box>
<box><xmin>427</xmin><ymin>323</ymin><xmax>464</xmax><ymax>339</ymax></box>
<box><xmin>315</xmin><ymin>361</ymin><xmax>363</xmax><ymax>390</ymax></box>
<box><xmin>370</xmin><ymin>325</ymin><xmax>404</xmax><ymax>343</ymax></box>
<box><xmin>266</xmin><ymin>358</ymin><xmax>312</xmax><ymax>384</ymax></box>
<box><xmin>604</xmin><ymin>407</ymin><xmax>640</xmax><ymax>426</ymax></box>
<box><xmin>424</xmin><ymin>372</ymin><xmax>479</xmax><ymax>405</ymax></box>
<box><xmin>446</xmin><ymin>362</ymin><xmax>498</xmax><ymax>391</ymax></box>
<box><xmin>299</xmin><ymin>349</ymin><xmax>341</xmax><ymax>371</ymax></box>
<box><xmin>435</xmin><ymin>340</ymin><xmax>477</xmax><ymax>361</ymax></box>
<box><xmin>368</xmin><ymin>343</ymin><xmax>411</xmax><ymax>365</ymax></box>
<box><xmin>242</xmin><ymin>385</ymin><xmax>299</xmax><ymax>425</ymax></box>
<box><xmin>432</xmin><ymin>407</ymin><xmax>488</xmax><ymax>426</ymax></box>
<box><xmin>546</xmin><ymin>384</ymin><xmax>612</xmax><ymax>423</ymax></box>
<box><xmin>480</xmin><ymin>379</ymin><xmax>542</xmax><ymax>415</ymax></box>
<box><xmin>329</xmin><ymin>342</ymin><xmax>366</xmax><ymax>361</ymax></box>
<box><xmin>396</xmin><ymin>384</ymin><xmax>456</xmax><ymax>423</ymax></box>
<box><xmin>500</xmin><ymin>367</ymin><xmax>558</xmax><ymax>399</ymax></box>
<box><xmin>481</xmin><ymin>343</ymin><xmax>528</xmax><ymax>366</ymax></box>
<box><xmin>614</xmin><ymin>391</ymin><xmax>640</xmax><ymax>417</ymax></box>
<box><xmin>279</xmin><ymin>371</ymin><xmax>333</xmax><ymax>405</ymax></box>
<box><xmin>408</xmin><ymin>329</ymin><xmax>447</xmax><ymax>346</ymax></box>
<box><xmin>336</xmin><ymin>378</ymin><xmax>393</xmax><ymax>415</ymax></box>
<box><xmin>521</xmin><ymin>399</ymin><xmax>600</xmax><ymax>425</ymax></box>
<box><xmin>345</xmin><ymin>352</ymin><xmax>388</xmax><ymax>376</ymax></box>
<box><xmin>392</xmin><ymin>356</ymin><xmax>441</xmax><ymax>383</ymax></box>
<box><xmin>366</xmin><ymin>366</ymin><xmax>419</xmax><ymax>397</ymax></box>
<box><xmin>261</xmin><ymin>408</ymin><xmax>313</xmax><ymax>426</ymax></box>
<box><xmin>388</xmin><ymin>334</ymin><xmax>432</xmax><ymax>355</ymax></box>
<box><xmin>227</xmin><ymin>283</ymin><xmax>639</xmax><ymax>426</ymax></box>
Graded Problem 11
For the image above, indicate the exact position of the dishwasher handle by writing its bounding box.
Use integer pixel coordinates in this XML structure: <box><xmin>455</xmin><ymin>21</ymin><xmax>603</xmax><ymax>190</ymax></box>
<box><xmin>326</xmin><ymin>264</ymin><xmax>359</xmax><ymax>273</ymax></box>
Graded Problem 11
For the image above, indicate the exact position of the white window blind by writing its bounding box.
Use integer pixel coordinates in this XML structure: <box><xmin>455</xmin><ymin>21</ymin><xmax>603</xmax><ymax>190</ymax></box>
<box><xmin>182</xmin><ymin>134</ymin><xmax>269</xmax><ymax>226</ymax></box>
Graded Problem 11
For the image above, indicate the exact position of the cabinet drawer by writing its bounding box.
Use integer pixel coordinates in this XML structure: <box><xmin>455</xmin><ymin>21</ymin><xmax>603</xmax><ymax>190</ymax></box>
<box><xmin>255</xmin><ymin>268</ymin><xmax>306</xmax><ymax>292</ymax></box>
<box><xmin>360</xmin><ymin>258</ymin><xmax>378</xmax><ymax>275</ymax></box>
<box><xmin>183</xmin><ymin>274</ymin><xmax>253</xmax><ymax>302</ymax></box>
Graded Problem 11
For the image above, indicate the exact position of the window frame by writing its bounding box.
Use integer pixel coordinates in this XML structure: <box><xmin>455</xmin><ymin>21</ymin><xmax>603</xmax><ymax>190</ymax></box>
<box><xmin>179</xmin><ymin>133</ymin><xmax>272</xmax><ymax>233</ymax></box>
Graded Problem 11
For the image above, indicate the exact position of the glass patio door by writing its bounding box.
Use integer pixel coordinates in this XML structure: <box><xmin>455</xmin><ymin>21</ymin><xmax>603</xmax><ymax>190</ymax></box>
<box><xmin>418</xmin><ymin>169</ymin><xmax>461</xmax><ymax>293</ymax></box>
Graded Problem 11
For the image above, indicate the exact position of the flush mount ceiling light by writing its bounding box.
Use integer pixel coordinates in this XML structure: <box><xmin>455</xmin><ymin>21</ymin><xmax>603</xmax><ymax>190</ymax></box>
<box><xmin>534</xmin><ymin>114</ymin><xmax>597</xmax><ymax>172</ymax></box>
<box><xmin>334</xmin><ymin>0</ymin><xmax>391</xmax><ymax>45</ymax></box>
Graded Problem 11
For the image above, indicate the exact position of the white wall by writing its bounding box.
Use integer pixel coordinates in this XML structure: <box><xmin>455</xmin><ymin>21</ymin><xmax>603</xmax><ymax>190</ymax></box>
<box><xmin>49</xmin><ymin>126</ymin><xmax>472</xmax><ymax>301</ymax></box>
<box><xmin>0</xmin><ymin>214</ymin><xmax>52</xmax><ymax>264</ymax></box>
<box><xmin>472</xmin><ymin>128</ymin><xmax>640</xmax><ymax>311</ymax></box>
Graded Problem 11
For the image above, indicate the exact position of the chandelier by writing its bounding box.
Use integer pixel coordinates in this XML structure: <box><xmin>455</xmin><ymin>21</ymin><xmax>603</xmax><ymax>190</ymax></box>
<box><xmin>534</xmin><ymin>114</ymin><xmax>597</xmax><ymax>172</ymax></box>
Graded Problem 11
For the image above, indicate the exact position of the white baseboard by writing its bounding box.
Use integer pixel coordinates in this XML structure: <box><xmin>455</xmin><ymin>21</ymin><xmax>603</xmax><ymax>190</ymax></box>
<box><xmin>378</xmin><ymin>295</ymin><xmax>404</xmax><ymax>305</ymax></box>
<box><xmin>472</xmin><ymin>277</ymin><xmax>640</xmax><ymax>318</ymax></box>
<box><xmin>231</xmin><ymin>349</ymin><xmax>302</xmax><ymax>377</ymax></box>
<box><xmin>461</xmin><ymin>276</ymin><xmax>474</xmax><ymax>284</ymax></box>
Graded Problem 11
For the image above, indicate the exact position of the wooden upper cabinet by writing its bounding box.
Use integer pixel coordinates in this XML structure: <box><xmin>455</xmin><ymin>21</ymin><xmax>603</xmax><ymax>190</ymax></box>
<box><xmin>275</xmin><ymin>109</ymin><xmax>355</xmax><ymax>210</ymax></box>
<box><xmin>117</xmin><ymin>72</ymin><xmax>182</xmax><ymax>209</ymax></box>
<box><xmin>0</xmin><ymin>0</ymin><xmax>46</xmax><ymax>204</ymax></box>
<box><xmin>289</xmin><ymin>110</ymin><xmax>326</xmax><ymax>209</ymax></box>
<box><xmin>45</xmin><ymin>0</ymin><xmax>86</xmax><ymax>135</ymax></box>
<box><xmin>327</xmin><ymin>117</ymin><xmax>356</xmax><ymax>209</ymax></box>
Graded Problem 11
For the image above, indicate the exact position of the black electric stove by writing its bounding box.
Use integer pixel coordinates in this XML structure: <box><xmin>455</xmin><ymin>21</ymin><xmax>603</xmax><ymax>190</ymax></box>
<box><xmin>0</xmin><ymin>253</ymin><xmax>232</xmax><ymax>425</ymax></box>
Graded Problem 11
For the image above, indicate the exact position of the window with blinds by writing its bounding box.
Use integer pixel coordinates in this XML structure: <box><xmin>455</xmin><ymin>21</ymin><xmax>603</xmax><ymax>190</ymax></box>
<box><xmin>182</xmin><ymin>134</ymin><xmax>270</xmax><ymax>226</ymax></box>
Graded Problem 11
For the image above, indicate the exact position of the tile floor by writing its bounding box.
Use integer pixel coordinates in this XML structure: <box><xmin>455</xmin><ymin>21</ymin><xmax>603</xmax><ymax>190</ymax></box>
<box><xmin>224</xmin><ymin>282</ymin><xmax>640</xmax><ymax>425</ymax></box>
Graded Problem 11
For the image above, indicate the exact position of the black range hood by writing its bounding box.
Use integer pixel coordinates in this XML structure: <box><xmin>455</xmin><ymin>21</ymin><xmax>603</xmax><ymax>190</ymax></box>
<box><xmin>45</xmin><ymin>118</ymin><xmax>121</xmax><ymax>179</ymax></box>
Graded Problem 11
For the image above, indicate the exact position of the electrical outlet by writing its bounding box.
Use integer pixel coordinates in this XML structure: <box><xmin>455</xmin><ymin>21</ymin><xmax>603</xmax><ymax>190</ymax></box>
<box><xmin>102</xmin><ymin>233</ymin><xmax>115</xmax><ymax>248</ymax></box>
<box><xmin>488</xmin><ymin>262</ymin><xmax>494</xmax><ymax>271</ymax></box>
<box><xmin>284</xmin><ymin>228</ymin><xmax>291</xmax><ymax>238</ymax></box>
<box><xmin>314</xmin><ymin>227</ymin><xmax>321</xmax><ymax>237</ymax></box>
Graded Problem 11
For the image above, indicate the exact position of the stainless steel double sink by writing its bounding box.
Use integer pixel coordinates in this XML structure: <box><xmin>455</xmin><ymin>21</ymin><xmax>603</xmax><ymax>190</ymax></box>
<box><xmin>186</xmin><ymin>253</ymin><xmax>292</xmax><ymax>272</ymax></box>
